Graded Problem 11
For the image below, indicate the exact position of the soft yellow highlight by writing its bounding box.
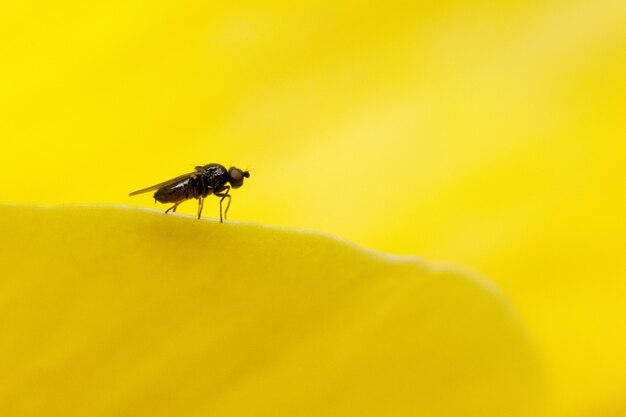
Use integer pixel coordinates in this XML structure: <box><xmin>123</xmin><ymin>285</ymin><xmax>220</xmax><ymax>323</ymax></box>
<box><xmin>0</xmin><ymin>204</ymin><xmax>540</xmax><ymax>416</ymax></box>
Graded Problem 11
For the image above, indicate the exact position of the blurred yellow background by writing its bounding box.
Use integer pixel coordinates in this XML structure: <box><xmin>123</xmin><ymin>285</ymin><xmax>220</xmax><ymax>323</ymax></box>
<box><xmin>1</xmin><ymin>1</ymin><xmax>625</xmax><ymax>416</ymax></box>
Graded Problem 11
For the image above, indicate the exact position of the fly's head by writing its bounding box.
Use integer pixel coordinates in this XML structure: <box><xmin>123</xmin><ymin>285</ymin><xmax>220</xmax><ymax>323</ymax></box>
<box><xmin>228</xmin><ymin>167</ymin><xmax>250</xmax><ymax>189</ymax></box>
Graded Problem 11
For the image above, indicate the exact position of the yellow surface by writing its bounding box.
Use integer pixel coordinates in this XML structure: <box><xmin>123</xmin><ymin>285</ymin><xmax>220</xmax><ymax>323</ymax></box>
<box><xmin>1</xmin><ymin>1</ymin><xmax>626</xmax><ymax>416</ymax></box>
<box><xmin>0</xmin><ymin>204</ymin><xmax>540</xmax><ymax>416</ymax></box>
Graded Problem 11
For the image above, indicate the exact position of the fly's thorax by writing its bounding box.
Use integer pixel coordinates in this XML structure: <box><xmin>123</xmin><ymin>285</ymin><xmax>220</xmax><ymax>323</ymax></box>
<box><xmin>198</xmin><ymin>171</ymin><xmax>228</xmax><ymax>193</ymax></box>
<box><xmin>201</xmin><ymin>163</ymin><xmax>228</xmax><ymax>176</ymax></box>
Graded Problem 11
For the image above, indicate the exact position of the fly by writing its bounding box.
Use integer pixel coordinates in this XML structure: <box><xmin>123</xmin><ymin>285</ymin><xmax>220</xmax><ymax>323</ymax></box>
<box><xmin>129</xmin><ymin>163</ymin><xmax>250</xmax><ymax>222</ymax></box>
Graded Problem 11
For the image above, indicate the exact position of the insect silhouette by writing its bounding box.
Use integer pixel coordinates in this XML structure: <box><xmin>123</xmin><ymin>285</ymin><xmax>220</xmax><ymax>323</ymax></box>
<box><xmin>129</xmin><ymin>164</ymin><xmax>250</xmax><ymax>222</ymax></box>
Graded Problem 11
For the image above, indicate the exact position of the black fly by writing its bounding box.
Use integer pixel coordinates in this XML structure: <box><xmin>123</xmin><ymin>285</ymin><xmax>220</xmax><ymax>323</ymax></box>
<box><xmin>129</xmin><ymin>163</ymin><xmax>250</xmax><ymax>222</ymax></box>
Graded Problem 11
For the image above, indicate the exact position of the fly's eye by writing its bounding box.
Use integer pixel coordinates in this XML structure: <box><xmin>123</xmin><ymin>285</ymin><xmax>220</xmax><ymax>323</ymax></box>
<box><xmin>229</xmin><ymin>167</ymin><xmax>246</xmax><ymax>188</ymax></box>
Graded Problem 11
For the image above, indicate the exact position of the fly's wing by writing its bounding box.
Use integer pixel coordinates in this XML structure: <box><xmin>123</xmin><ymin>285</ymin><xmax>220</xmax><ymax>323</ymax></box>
<box><xmin>129</xmin><ymin>171</ymin><xmax>198</xmax><ymax>196</ymax></box>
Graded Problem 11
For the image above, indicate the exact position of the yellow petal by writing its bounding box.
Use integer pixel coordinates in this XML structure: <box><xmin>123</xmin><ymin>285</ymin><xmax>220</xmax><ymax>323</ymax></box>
<box><xmin>0</xmin><ymin>204</ymin><xmax>541</xmax><ymax>417</ymax></box>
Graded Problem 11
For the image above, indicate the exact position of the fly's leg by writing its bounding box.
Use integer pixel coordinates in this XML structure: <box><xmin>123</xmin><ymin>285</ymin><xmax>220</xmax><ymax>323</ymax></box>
<box><xmin>224</xmin><ymin>192</ymin><xmax>232</xmax><ymax>219</ymax></box>
<box><xmin>165</xmin><ymin>201</ymin><xmax>183</xmax><ymax>214</ymax></box>
<box><xmin>214</xmin><ymin>186</ymin><xmax>231</xmax><ymax>223</ymax></box>
<box><xmin>197</xmin><ymin>197</ymin><xmax>205</xmax><ymax>219</ymax></box>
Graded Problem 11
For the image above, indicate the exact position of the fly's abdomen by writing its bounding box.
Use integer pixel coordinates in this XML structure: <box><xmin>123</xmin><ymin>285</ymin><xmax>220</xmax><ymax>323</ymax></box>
<box><xmin>154</xmin><ymin>180</ymin><xmax>196</xmax><ymax>203</ymax></box>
